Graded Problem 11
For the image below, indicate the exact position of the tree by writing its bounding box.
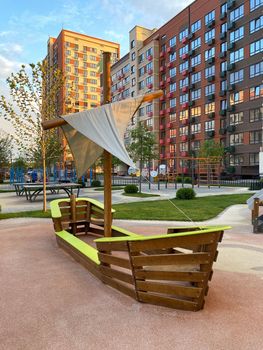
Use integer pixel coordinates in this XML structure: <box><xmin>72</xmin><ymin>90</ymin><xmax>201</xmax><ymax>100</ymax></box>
<box><xmin>198</xmin><ymin>140</ymin><xmax>225</xmax><ymax>159</ymax></box>
<box><xmin>127</xmin><ymin>123</ymin><xmax>158</xmax><ymax>192</ymax></box>
<box><xmin>0</xmin><ymin>132</ymin><xmax>12</xmax><ymax>168</ymax></box>
<box><xmin>0</xmin><ymin>61</ymin><xmax>65</xmax><ymax>210</ymax></box>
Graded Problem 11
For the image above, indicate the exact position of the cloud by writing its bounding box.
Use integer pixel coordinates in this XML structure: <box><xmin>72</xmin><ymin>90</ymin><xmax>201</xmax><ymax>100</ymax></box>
<box><xmin>104</xmin><ymin>30</ymin><xmax>124</xmax><ymax>40</ymax></box>
<box><xmin>0</xmin><ymin>55</ymin><xmax>22</xmax><ymax>80</ymax></box>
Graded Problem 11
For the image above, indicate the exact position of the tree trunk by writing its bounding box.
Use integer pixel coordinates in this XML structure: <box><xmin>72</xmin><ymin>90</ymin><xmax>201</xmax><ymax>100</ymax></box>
<box><xmin>42</xmin><ymin>134</ymin><xmax>47</xmax><ymax>212</ymax></box>
<box><xmin>139</xmin><ymin>159</ymin><xmax>142</xmax><ymax>193</ymax></box>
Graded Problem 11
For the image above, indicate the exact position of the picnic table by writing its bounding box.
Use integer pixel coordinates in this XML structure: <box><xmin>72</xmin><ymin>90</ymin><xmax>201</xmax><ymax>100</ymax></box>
<box><xmin>22</xmin><ymin>183</ymin><xmax>81</xmax><ymax>201</ymax></box>
<box><xmin>13</xmin><ymin>182</ymin><xmax>55</xmax><ymax>196</ymax></box>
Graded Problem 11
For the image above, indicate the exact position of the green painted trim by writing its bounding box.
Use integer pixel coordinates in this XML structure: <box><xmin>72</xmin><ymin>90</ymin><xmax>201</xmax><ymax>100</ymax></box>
<box><xmin>50</xmin><ymin>197</ymin><xmax>116</xmax><ymax>219</ymax></box>
<box><xmin>95</xmin><ymin>225</ymin><xmax>231</xmax><ymax>243</ymax></box>
<box><xmin>56</xmin><ymin>230</ymin><xmax>100</xmax><ymax>265</ymax></box>
<box><xmin>111</xmin><ymin>225</ymin><xmax>141</xmax><ymax>237</ymax></box>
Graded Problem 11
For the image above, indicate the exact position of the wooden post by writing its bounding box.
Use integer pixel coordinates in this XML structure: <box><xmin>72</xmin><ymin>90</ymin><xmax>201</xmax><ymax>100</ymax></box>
<box><xmin>42</xmin><ymin>133</ymin><xmax>47</xmax><ymax>212</ymax></box>
<box><xmin>252</xmin><ymin>198</ymin><xmax>260</xmax><ymax>224</ymax></box>
<box><xmin>70</xmin><ymin>194</ymin><xmax>77</xmax><ymax>235</ymax></box>
<box><xmin>103</xmin><ymin>52</ymin><xmax>112</xmax><ymax>237</ymax></box>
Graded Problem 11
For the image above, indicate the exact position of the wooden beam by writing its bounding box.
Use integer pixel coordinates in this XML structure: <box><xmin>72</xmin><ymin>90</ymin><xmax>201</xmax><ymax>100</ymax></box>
<box><xmin>103</xmin><ymin>52</ymin><xmax>112</xmax><ymax>237</ymax></box>
<box><xmin>42</xmin><ymin>90</ymin><xmax>163</xmax><ymax>130</ymax></box>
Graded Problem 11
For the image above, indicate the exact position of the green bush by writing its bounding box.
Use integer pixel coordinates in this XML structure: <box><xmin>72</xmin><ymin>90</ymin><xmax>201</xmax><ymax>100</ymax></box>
<box><xmin>91</xmin><ymin>180</ymin><xmax>101</xmax><ymax>187</ymax></box>
<box><xmin>184</xmin><ymin>177</ymin><xmax>192</xmax><ymax>184</ymax></box>
<box><xmin>124</xmin><ymin>184</ymin><xmax>139</xmax><ymax>194</ymax></box>
<box><xmin>176</xmin><ymin>188</ymin><xmax>196</xmax><ymax>200</ymax></box>
<box><xmin>176</xmin><ymin>176</ymin><xmax>182</xmax><ymax>183</ymax></box>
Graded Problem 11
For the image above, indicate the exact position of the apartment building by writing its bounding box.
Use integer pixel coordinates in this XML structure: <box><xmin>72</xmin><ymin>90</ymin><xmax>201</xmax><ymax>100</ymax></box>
<box><xmin>111</xmin><ymin>0</ymin><xmax>263</xmax><ymax>178</ymax></box>
<box><xmin>46</xmin><ymin>29</ymin><xmax>120</xmax><ymax>161</ymax></box>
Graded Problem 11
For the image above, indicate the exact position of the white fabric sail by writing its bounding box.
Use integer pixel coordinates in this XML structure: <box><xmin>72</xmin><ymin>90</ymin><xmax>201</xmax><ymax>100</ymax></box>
<box><xmin>61</xmin><ymin>96</ymin><xmax>143</xmax><ymax>177</ymax></box>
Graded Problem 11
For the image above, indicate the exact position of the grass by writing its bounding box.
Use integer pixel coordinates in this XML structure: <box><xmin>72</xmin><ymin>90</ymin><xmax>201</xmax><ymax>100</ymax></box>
<box><xmin>94</xmin><ymin>186</ymin><xmax>124</xmax><ymax>191</ymax></box>
<box><xmin>0</xmin><ymin>193</ymin><xmax>251</xmax><ymax>221</ymax></box>
<box><xmin>122</xmin><ymin>192</ymin><xmax>160</xmax><ymax>198</ymax></box>
<box><xmin>112</xmin><ymin>193</ymin><xmax>251</xmax><ymax>221</ymax></box>
<box><xmin>0</xmin><ymin>189</ymin><xmax>16</xmax><ymax>193</ymax></box>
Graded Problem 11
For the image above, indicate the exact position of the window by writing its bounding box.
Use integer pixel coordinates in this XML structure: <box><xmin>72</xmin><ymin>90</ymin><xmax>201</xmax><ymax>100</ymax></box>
<box><xmin>191</xmin><ymin>106</ymin><xmax>201</xmax><ymax>117</ymax></box>
<box><xmin>191</xmin><ymin>89</ymin><xmax>201</xmax><ymax>100</ymax></box>
<box><xmin>146</xmin><ymin>118</ymin><xmax>153</xmax><ymax>127</ymax></box>
<box><xmin>205</xmin><ymin>10</ymin><xmax>215</xmax><ymax>25</ymax></box>
<box><xmin>250</xmin><ymin>0</ymin><xmax>263</xmax><ymax>12</ymax></box>
<box><xmin>230</xmin><ymin>112</ymin><xmax>243</xmax><ymax>125</ymax></box>
<box><xmin>205</xmin><ymin>84</ymin><xmax>215</xmax><ymax>96</ymax></box>
<box><xmin>179</xmin><ymin>28</ymin><xmax>189</xmax><ymax>42</ymax></box>
<box><xmin>221</xmin><ymin>3</ymin><xmax>227</xmax><ymax>14</ymax></box>
<box><xmin>169</xmin><ymin>52</ymin><xmax>176</xmax><ymax>62</ymax></box>
<box><xmin>249</xmin><ymin>153</ymin><xmax>259</xmax><ymax>165</ymax></box>
<box><xmin>179</xmin><ymin>126</ymin><xmax>189</xmax><ymax>136</ymax></box>
<box><xmin>131</xmin><ymin>78</ymin><xmax>136</xmax><ymax>86</ymax></box>
<box><xmin>191</xmin><ymin>20</ymin><xmax>201</xmax><ymax>33</ymax></box>
<box><xmin>230</xmin><ymin>48</ymin><xmax>244</xmax><ymax>63</ymax></box>
<box><xmin>170</xmin><ymin>98</ymin><xmax>176</xmax><ymax>108</ymax></box>
<box><xmin>131</xmin><ymin>65</ymin><xmax>135</xmax><ymax>74</ymax></box>
<box><xmin>131</xmin><ymin>52</ymin><xmax>136</xmax><ymax>61</ymax></box>
<box><xmin>221</xmin><ymin>42</ymin><xmax>227</xmax><ymax>53</ymax></box>
<box><xmin>191</xmin><ymin>37</ymin><xmax>201</xmax><ymax>50</ymax></box>
<box><xmin>138</xmin><ymin>80</ymin><xmax>145</xmax><ymax>90</ymax></box>
<box><xmin>191</xmin><ymin>71</ymin><xmax>201</xmax><ymax>83</ymax></box>
<box><xmin>169</xmin><ymin>36</ymin><xmax>176</xmax><ymax>47</ymax></box>
<box><xmin>221</xmin><ymin>61</ymin><xmax>227</xmax><ymax>72</ymax></box>
<box><xmin>221</xmin><ymin>23</ymin><xmax>227</xmax><ymax>33</ymax></box>
<box><xmin>138</xmin><ymin>53</ymin><xmax>144</xmax><ymax>64</ymax></box>
<box><xmin>179</xmin><ymin>45</ymin><xmax>189</xmax><ymax>57</ymax></box>
<box><xmin>250</xmin><ymin>130</ymin><xmax>262</xmax><ymax>144</ymax></box>
<box><xmin>191</xmin><ymin>123</ymin><xmax>201</xmax><ymax>134</ymax></box>
<box><xmin>179</xmin><ymin>110</ymin><xmax>188</xmax><ymax>120</ymax></box>
<box><xmin>230</xmin><ymin>155</ymin><xmax>244</xmax><ymax>165</ymax></box>
<box><xmin>230</xmin><ymin>133</ymin><xmax>244</xmax><ymax>145</ymax></box>
<box><xmin>90</xmin><ymin>55</ymin><xmax>96</xmax><ymax>61</ymax></box>
<box><xmin>180</xmin><ymin>94</ymin><xmax>188</xmax><ymax>104</ymax></box>
<box><xmin>138</xmin><ymin>107</ymin><xmax>144</xmax><ymax>117</ymax></box>
<box><xmin>66</xmin><ymin>50</ymin><xmax>71</xmax><ymax>56</ymax></box>
<box><xmin>205</xmin><ymin>47</ymin><xmax>215</xmax><ymax>60</ymax></box>
<box><xmin>205</xmin><ymin>120</ymin><xmax>215</xmax><ymax>131</ymax></box>
<box><xmin>205</xmin><ymin>65</ymin><xmax>215</xmax><ymax>78</ymax></box>
<box><xmin>146</xmin><ymin>104</ymin><xmax>152</xmax><ymax>114</ymax></box>
<box><xmin>146</xmin><ymin>76</ymin><xmax>153</xmax><ymax>86</ymax></box>
<box><xmin>146</xmin><ymin>62</ymin><xmax>153</xmax><ymax>71</ymax></box>
<box><xmin>130</xmin><ymin>40</ymin><xmax>135</xmax><ymax>49</ymax></box>
<box><xmin>230</xmin><ymin>69</ymin><xmax>244</xmax><ymax>84</ymax></box>
<box><xmin>161</xmin><ymin>44</ymin><xmax>166</xmax><ymax>53</ymax></box>
<box><xmin>230</xmin><ymin>27</ymin><xmax>244</xmax><ymax>43</ymax></box>
<box><xmin>205</xmin><ymin>102</ymin><xmax>215</xmax><ymax>114</ymax></box>
<box><xmin>90</xmin><ymin>71</ymin><xmax>96</xmax><ymax>77</ymax></box>
<box><xmin>221</xmin><ymin>80</ymin><xmax>227</xmax><ymax>91</ymax></box>
<box><xmin>191</xmin><ymin>54</ymin><xmax>201</xmax><ymax>67</ymax></box>
<box><xmin>221</xmin><ymin>100</ymin><xmax>228</xmax><ymax>110</ymax></box>
<box><xmin>139</xmin><ymin>67</ymin><xmax>145</xmax><ymax>77</ymax></box>
<box><xmin>191</xmin><ymin>140</ymin><xmax>201</xmax><ymax>150</ymax></box>
<box><xmin>250</xmin><ymin>16</ymin><xmax>263</xmax><ymax>33</ymax></box>
<box><xmin>170</xmin><ymin>67</ymin><xmax>176</xmax><ymax>77</ymax></box>
<box><xmin>66</xmin><ymin>66</ymin><xmax>71</xmax><ymax>72</ymax></box>
<box><xmin>230</xmin><ymin>5</ymin><xmax>244</xmax><ymax>22</ymax></box>
<box><xmin>250</xmin><ymin>107</ymin><xmax>263</xmax><ymax>122</ymax></box>
<box><xmin>179</xmin><ymin>77</ymin><xmax>188</xmax><ymax>88</ymax></box>
<box><xmin>250</xmin><ymin>62</ymin><xmax>263</xmax><ymax>78</ymax></box>
<box><xmin>230</xmin><ymin>91</ymin><xmax>244</xmax><ymax>104</ymax></box>
<box><xmin>146</xmin><ymin>48</ymin><xmax>153</xmax><ymax>57</ymax></box>
<box><xmin>250</xmin><ymin>84</ymin><xmax>263</xmax><ymax>100</ymax></box>
<box><xmin>90</xmin><ymin>79</ymin><xmax>97</xmax><ymax>85</ymax></box>
<box><xmin>170</xmin><ymin>83</ymin><xmax>177</xmax><ymax>92</ymax></box>
<box><xmin>250</xmin><ymin>38</ymin><xmax>263</xmax><ymax>56</ymax></box>
<box><xmin>180</xmin><ymin>143</ymin><xmax>188</xmax><ymax>152</ymax></box>
<box><xmin>179</xmin><ymin>61</ymin><xmax>188</xmax><ymax>72</ymax></box>
<box><xmin>205</xmin><ymin>29</ymin><xmax>215</xmax><ymax>43</ymax></box>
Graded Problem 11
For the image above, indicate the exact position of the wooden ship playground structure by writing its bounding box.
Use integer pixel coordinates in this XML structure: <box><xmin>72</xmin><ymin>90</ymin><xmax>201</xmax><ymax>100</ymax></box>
<box><xmin>43</xmin><ymin>53</ymin><xmax>230</xmax><ymax>311</ymax></box>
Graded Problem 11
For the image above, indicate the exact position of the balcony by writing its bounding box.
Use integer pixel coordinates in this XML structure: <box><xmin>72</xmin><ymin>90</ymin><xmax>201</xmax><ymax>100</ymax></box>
<box><xmin>207</xmin><ymin>93</ymin><xmax>215</xmax><ymax>101</ymax></box>
<box><xmin>228</xmin><ymin>22</ymin><xmax>235</xmax><ymax>30</ymax></box>
<box><xmin>181</xmin><ymin>151</ymin><xmax>188</xmax><ymax>157</ymax></box>
<box><xmin>182</xmin><ymin>37</ymin><xmax>188</xmax><ymax>44</ymax></box>
<box><xmin>182</xmin><ymin>103</ymin><xmax>189</xmax><ymax>110</ymax></box>
<box><xmin>219</xmin><ymin>128</ymin><xmax>227</xmax><ymax>135</ymax></box>
<box><xmin>147</xmin><ymin>112</ymin><xmax>153</xmax><ymax>117</ymax></box>
<box><xmin>207</xmin><ymin>38</ymin><xmax>215</xmax><ymax>46</ymax></box>
<box><xmin>167</xmin><ymin>92</ymin><xmax>173</xmax><ymax>98</ymax></box>
<box><xmin>182</xmin><ymin>119</ymin><xmax>189</xmax><ymax>125</ymax></box>
<box><xmin>166</xmin><ymin>62</ymin><xmax>173</xmax><ymax>68</ymax></box>
<box><xmin>190</xmin><ymin>116</ymin><xmax>196</xmax><ymax>123</ymax></box>
<box><xmin>147</xmin><ymin>83</ymin><xmax>153</xmax><ymax>89</ymax></box>
<box><xmin>147</xmin><ymin>69</ymin><xmax>153</xmax><ymax>75</ymax></box>
<box><xmin>219</xmin><ymin>109</ymin><xmax>227</xmax><ymax>116</ymax></box>
<box><xmin>167</xmin><ymin>47</ymin><xmax>173</xmax><ymax>53</ymax></box>
<box><xmin>160</xmin><ymin>110</ymin><xmax>165</xmax><ymax>116</ymax></box>
<box><xmin>207</xmin><ymin>57</ymin><xmax>215</xmax><ymax>65</ymax></box>
<box><xmin>188</xmin><ymin>67</ymin><xmax>195</xmax><ymax>73</ymax></box>
<box><xmin>160</xmin><ymin>51</ymin><xmax>165</xmax><ymax>58</ymax></box>
<box><xmin>159</xmin><ymin>139</ymin><xmax>165</xmax><ymax>145</ymax></box>
<box><xmin>220</xmin><ymin>11</ymin><xmax>227</xmax><ymax>20</ymax></box>
<box><xmin>228</xmin><ymin>105</ymin><xmax>236</xmax><ymax>112</ymax></box>
<box><xmin>219</xmin><ymin>51</ymin><xmax>227</xmax><ymax>59</ymax></box>
<box><xmin>228</xmin><ymin>42</ymin><xmax>235</xmax><ymax>51</ymax></box>
<box><xmin>227</xmin><ymin>0</ymin><xmax>236</xmax><ymax>10</ymax></box>
<box><xmin>188</xmin><ymin>32</ymin><xmax>195</xmax><ymax>40</ymax></box>
<box><xmin>182</xmin><ymin>86</ymin><xmax>188</xmax><ymax>93</ymax></box>
<box><xmin>166</xmin><ymin>108</ymin><xmax>171</xmax><ymax>114</ymax></box>
<box><xmin>166</xmin><ymin>138</ymin><xmax>171</xmax><ymax>144</ymax></box>
<box><xmin>182</xmin><ymin>70</ymin><xmax>188</xmax><ymax>76</ymax></box>
<box><xmin>181</xmin><ymin>135</ymin><xmax>188</xmax><ymax>142</ymax></box>
<box><xmin>147</xmin><ymin>55</ymin><xmax>153</xmax><ymax>61</ymax></box>
<box><xmin>225</xmin><ymin>146</ymin><xmax>235</xmax><ymax>153</ymax></box>
<box><xmin>207</xmin><ymin>75</ymin><xmax>215</xmax><ymax>82</ymax></box>
<box><xmin>206</xmin><ymin>19</ymin><xmax>215</xmax><ymax>29</ymax></box>
<box><xmin>220</xmin><ymin>32</ymin><xmax>227</xmax><ymax>40</ymax></box>
<box><xmin>160</xmin><ymin>81</ymin><xmax>165</xmax><ymax>88</ymax></box>
<box><xmin>160</xmin><ymin>95</ymin><xmax>165</xmax><ymax>101</ymax></box>
<box><xmin>160</xmin><ymin>66</ymin><xmax>165</xmax><ymax>72</ymax></box>
<box><xmin>188</xmin><ymin>49</ymin><xmax>195</xmax><ymax>56</ymax></box>
<box><xmin>182</xmin><ymin>53</ymin><xmax>189</xmax><ymax>60</ymax></box>
<box><xmin>228</xmin><ymin>83</ymin><xmax>236</xmax><ymax>91</ymax></box>
<box><xmin>206</xmin><ymin>130</ymin><xmax>215</xmax><ymax>138</ymax></box>
<box><xmin>160</xmin><ymin>153</ymin><xmax>165</xmax><ymax>159</ymax></box>
<box><xmin>166</xmin><ymin>77</ymin><xmax>171</xmax><ymax>83</ymax></box>
<box><xmin>189</xmin><ymin>83</ymin><xmax>195</xmax><ymax>89</ymax></box>
<box><xmin>220</xmin><ymin>90</ymin><xmax>226</xmax><ymax>97</ymax></box>
<box><xmin>227</xmin><ymin>125</ymin><xmax>236</xmax><ymax>133</ymax></box>
<box><xmin>220</xmin><ymin>71</ymin><xmax>227</xmax><ymax>78</ymax></box>
<box><xmin>160</xmin><ymin>124</ymin><xmax>165</xmax><ymax>130</ymax></box>
<box><xmin>167</xmin><ymin>122</ymin><xmax>172</xmax><ymax>128</ymax></box>
<box><xmin>208</xmin><ymin>112</ymin><xmax>215</xmax><ymax>119</ymax></box>
<box><xmin>189</xmin><ymin>100</ymin><xmax>195</xmax><ymax>107</ymax></box>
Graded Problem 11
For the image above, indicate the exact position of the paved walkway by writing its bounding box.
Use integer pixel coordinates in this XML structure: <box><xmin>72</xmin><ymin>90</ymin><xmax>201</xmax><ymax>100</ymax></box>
<box><xmin>0</xmin><ymin>183</ymin><xmax>251</xmax><ymax>213</ymax></box>
<box><xmin>0</xmin><ymin>205</ymin><xmax>263</xmax><ymax>350</ymax></box>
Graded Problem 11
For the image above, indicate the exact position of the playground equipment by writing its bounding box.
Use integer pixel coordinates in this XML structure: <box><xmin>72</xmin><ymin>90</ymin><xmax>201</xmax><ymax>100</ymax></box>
<box><xmin>43</xmin><ymin>52</ymin><xmax>230</xmax><ymax>311</ymax></box>
<box><xmin>247</xmin><ymin>190</ymin><xmax>263</xmax><ymax>233</ymax></box>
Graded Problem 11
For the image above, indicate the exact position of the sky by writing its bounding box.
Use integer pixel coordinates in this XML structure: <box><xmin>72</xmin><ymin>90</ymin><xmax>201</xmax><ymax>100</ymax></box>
<box><xmin>0</xmin><ymin>0</ymin><xmax>194</xmax><ymax>133</ymax></box>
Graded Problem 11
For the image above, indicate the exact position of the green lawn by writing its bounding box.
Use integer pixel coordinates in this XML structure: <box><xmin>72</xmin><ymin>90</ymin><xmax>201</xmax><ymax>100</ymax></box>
<box><xmin>112</xmin><ymin>193</ymin><xmax>251</xmax><ymax>221</ymax></box>
<box><xmin>122</xmin><ymin>192</ymin><xmax>160</xmax><ymax>198</ymax></box>
<box><xmin>94</xmin><ymin>186</ymin><xmax>124</xmax><ymax>191</ymax></box>
<box><xmin>0</xmin><ymin>193</ymin><xmax>251</xmax><ymax>221</ymax></box>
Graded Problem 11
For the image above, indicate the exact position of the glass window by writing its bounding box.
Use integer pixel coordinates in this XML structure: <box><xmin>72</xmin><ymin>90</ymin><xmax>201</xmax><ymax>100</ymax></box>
<box><xmin>179</xmin><ymin>28</ymin><xmax>189</xmax><ymax>42</ymax></box>
<box><xmin>221</xmin><ymin>3</ymin><xmax>227</xmax><ymax>14</ymax></box>
<box><xmin>221</xmin><ymin>80</ymin><xmax>227</xmax><ymax>91</ymax></box>
<box><xmin>205</xmin><ymin>84</ymin><xmax>215</xmax><ymax>96</ymax></box>
<box><xmin>191</xmin><ymin>106</ymin><xmax>201</xmax><ymax>117</ymax></box>
<box><xmin>170</xmin><ymin>67</ymin><xmax>177</xmax><ymax>77</ymax></box>
<box><xmin>230</xmin><ymin>5</ymin><xmax>244</xmax><ymax>22</ymax></box>
<box><xmin>170</xmin><ymin>83</ymin><xmax>177</xmax><ymax>92</ymax></box>
<box><xmin>205</xmin><ymin>47</ymin><xmax>215</xmax><ymax>60</ymax></box>
<box><xmin>191</xmin><ymin>20</ymin><xmax>201</xmax><ymax>33</ymax></box>
<box><xmin>191</xmin><ymin>123</ymin><xmax>201</xmax><ymax>134</ymax></box>
<box><xmin>205</xmin><ymin>102</ymin><xmax>215</xmax><ymax>114</ymax></box>
<box><xmin>180</xmin><ymin>94</ymin><xmax>188</xmax><ymax>104</ymax></box>
<box><xmin>221</xmin><ymin>42</ymin><xmax>227</xmax><ymax>53</ymax></box>
<box><xmin>131</xmin><ymin>52</ymin><xmax>136</xmax><ymax>61</ymax></box>
<box><xmin>250</xmin><ymin>62</ymin><xmax>263</xmax><ymax>78</ymax></box>
<box><xmin>179</xmin><ymin>77</ymin><xmax>189</xmax><ymax>88</ymax></box>
<box><xmin>249</xmin><ymin>153</ymin><xmax>259</xmax><ymax>165</ymax></box>
<box><xmin>179</xmin><ymin>61</ymin><xmax>189</xmax><ymax>72</ymax></box>
<box><xmin>250</xmin><ymin>38</ymin><xmax>263</xmax><ymax>56</ymax></box>
<box><xmin>191</xmin><ymin>89</ymin><xmax>201</xmax><ymax>100</ymax></box>
<box><xmin>170</xmin><ymin>98</ymin><xmax>176</xmax><ymax>108</ymax></box>
<box><xmin>230</xmin><ymin>27</ymin><xmax>244</xmax><ymax>43</ymax></box>
<box><xmin>138</xmin><ymin>80</ymin><xmax>145</xmax><ymax>90</ymax></box>
<box><xmin>230</xmin><ymin>48</ymin><xmax>244</xmax><ymax>63</ymax></box>
<box><xmin>138</xmin><ymin>53</ymin><xmax>144</xmax><ymax>64</ymax></box>
<box><xmin>179</xmin><ymin>45</ymin><xmax>189</xmax><ymax>57</ymax></box>
<box><xmin>221</xmin><ymin>99</ymin><xmax>228</xmax><ymax>110</ymax></box>
<box><xmin>169</xmin><ymin>36</ymin><xmax>176</xmax><ymax>47</ymax></box>
<box><xmin>221</xmin><ymin>61</ymin><xmax>227</xmax><ymax>72</ymax></box>
<box><xmin>191</xmin><ymin>37</ymin><xmax>201</xmax><ymax>50</ymax></box>
<box><xmin>230</xmin><ymin>154</ymin><xmax>244</xmax><ymax>165</ymax></box>
<box><xmin>250</xmin><ymin>107</ymin><xmax>263</xmax><ymax>122</ymax></box>
<box><xmin>250</xmin><ymin>84</ymin><xmax>263</xmax><ymax>100</ymax></box>
<box><xmin>205</xmin><ymin>10</ymin><xmax>215</xmax><ymax>25</ymax></box>
<box><xmin>205</xmin><ymin>120</ymin><xmax>215</xmax><ymax>131</ymax></box>
<box><xmin>146</xmin><ymin>48</ymin><xmax>153</xmax><ymax>57</ymax></box>
<box><xmin>191</xmin><ymin>54</ymin><xmax>201</xmax><ymax>67</ymax></box>
<box><xmin>179</xmin><ymin>110</ymin><xmax>189</xmax><ymax>120</ymax></box>
<box><xmin>230</xmin><ymin>133</ymin><xmax>244</xmax><ymax>145</ymax></box>
<box><xmin>230</xmin><ymin>69</ymin><xmax>244</xmax><ymax>84</ymax></box>
<box><xmin>230</xmin><ymin>112</ymin><xmax>244</xmax><ymax>125</ymax></box>
<box><xmin>250</xmin><ymin>0</ymin><xmax>263</xmax><ymax>12</ymax></box>
<box><xmin>250</xmin><ymin>16</ymin><xmax>263</xmax><ymax>33</ymax></box>
<box><xmin>170</xmin><ymin>52</ymin><xmax>176</xmax><ymax>62</ymax></box>
<box><xmin>205</xmin><ymin>65</ymin><xmax>215</xmax><ymax>78</ymax></box>
<box><xmin>250</xmin><ymin>130</ymin><xmax>262</xmax><ymax>144</ymax></box>
<box><xmin>205</xmin><ymin>29</ymin><xmax>215</xmax><ymax>43</ymax></box>
<box><xmin>191</xmin><ymin>71</ymin><xmax>201</xmax><ymax>83</ymax></box>
<box><xmin>230</xmin><ymin>91</ymin><xmax>244</xmax><ymax>105</ymax></box>
<box><xmin>221</xmin><ymin>23</ymin><xmax>228</xmax><ymax>33</ymax></box>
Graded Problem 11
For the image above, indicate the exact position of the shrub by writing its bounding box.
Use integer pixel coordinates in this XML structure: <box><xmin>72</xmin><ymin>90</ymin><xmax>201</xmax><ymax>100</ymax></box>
<box><xmin>176</xmin><ymin>176</ymin><xmax>182</xmax><ymax>183</ymax></box>
<box><xmin>176</xmin><ymin>188</ymin><xmax>196</xmax><ymax>200</ymax></box>
<box><xmin>124</xmin><ymin>184</ymin><xmax>139</xmax><ymax>194</ymax></box>
<box><xmin>184</xmin><ymin>177</ymin><xmax>192</xmax><ymax>184</ymax></box>
<box><xmin>91</xmin><ymin>180</ymin><xmax>101</xmax><ymax>187</ymax></box>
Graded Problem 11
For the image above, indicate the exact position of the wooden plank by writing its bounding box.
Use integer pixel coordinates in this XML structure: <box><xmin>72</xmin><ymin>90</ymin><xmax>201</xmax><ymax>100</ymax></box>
<box><xmin>128</xmin><ymin>233</ymin><xmax>219</xmax><ymax>252</ymax></box>
<box><xmin>101</xmin><ymin>273</ymin><xmax>136</xmax><ymax>299</ymax></box>
<box><xmin>136</xmin><ymin>280</ymin><xmax>202</xmax><ymax>298</ymax></box>
<box><xmin>137</xmin><ymin>291</ymin><xmax>199</xmax><ymax>311</ymax></box>
<box><xmin>96</xmin><ymin>240</ymin><xmax>129</xmax><ymax>252</ymax></box>
<box><xmin>59</xmin><ymin>202</ymin><xmax>70</xmax><ymax>207</ymax></box>
<box><xmin>134</xmin><ymin>270</ymin><xmax>207</xmax><ymax>282</ymax></box>
<box><xmin>100</xmin><ymin>265</ymin><xmax>134</xmax><ymax>284</ymax></box>
<box><xmin>132</xmin><ymin>252</ymin><xmax>211</xmax><ymax>267</ymax></box>
<box><xmin>98</xmin><ymin>252</ymin><xmax>131</xmax><ymax>269</ymax></box>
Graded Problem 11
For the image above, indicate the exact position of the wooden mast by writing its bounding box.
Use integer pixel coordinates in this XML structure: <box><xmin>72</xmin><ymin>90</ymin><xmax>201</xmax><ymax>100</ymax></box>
<box><xmin>102</xmin><ymin>52</ymin><xmax>112</xmax><ymax>237</ymax></box>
